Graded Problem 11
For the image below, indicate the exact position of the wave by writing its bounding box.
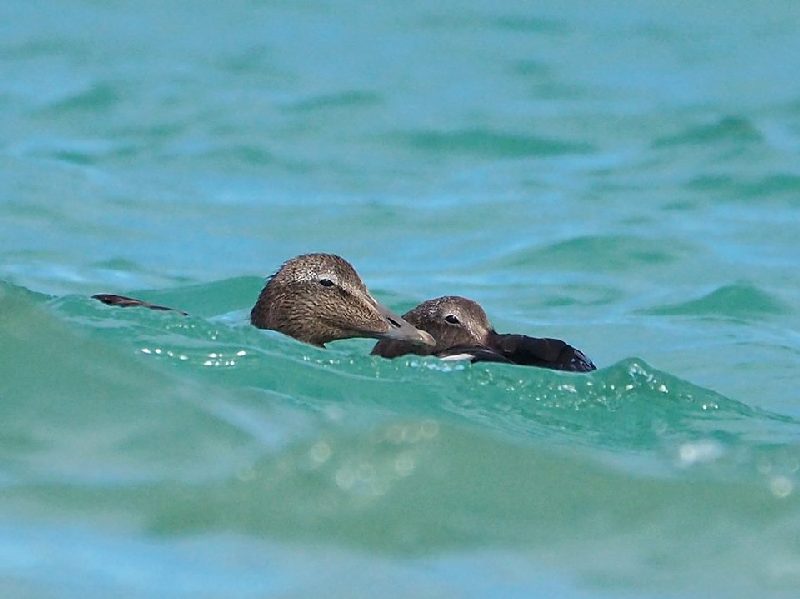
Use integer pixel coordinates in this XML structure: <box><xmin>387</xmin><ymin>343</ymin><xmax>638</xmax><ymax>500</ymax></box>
<box><xmin>391</xmin><ymin>128</ymin><xmax>593</xmax><ymax>158</ymax></box>
<box><xmin>643</xmin><ymin>282</ymin><xmax>788</xmax><ymax>319</ymax></box>
<box><xmin>493</xmin><ymin>234</ymin><xmax>693</xmax><ymax>271</ymax></box>
<box><xmin>653</xmin><ymin>116</ymin><xmax>763</xmax><ymax>148</ymax></box>
<box><xmin>8</xmin><ymin>279</ymin><xmax>796</xmax><ymax>461</ymax></box>
<box><xmin>4</xmin><ymin>278</ymin><xmax>800</xmax><ymax>568</ymax></box>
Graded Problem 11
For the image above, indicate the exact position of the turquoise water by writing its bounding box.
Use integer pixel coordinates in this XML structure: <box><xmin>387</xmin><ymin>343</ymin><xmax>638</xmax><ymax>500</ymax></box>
<box><xmin>2</xmin><ymin>1</ymin><xmax>800</xmax><ymax>596</ymax></box>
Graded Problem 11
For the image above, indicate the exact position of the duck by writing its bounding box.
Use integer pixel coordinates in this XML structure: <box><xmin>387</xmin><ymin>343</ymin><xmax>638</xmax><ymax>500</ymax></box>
<box><xmin>371</xmin><ymin>295</ymin><xmax>595</xmax><ymax>372</ymax></box>
<box><xmin>93</xmin><ymin>253</ymin><xmax>435</xmax><ymax>349</ymax></box>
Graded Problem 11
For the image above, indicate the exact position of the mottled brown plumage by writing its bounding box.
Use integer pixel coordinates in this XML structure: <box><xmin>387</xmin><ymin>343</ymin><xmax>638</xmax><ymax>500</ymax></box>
<box><xmin>371</xmin><ymin>295</ymin><xmax>596</xmax><ymax>372</ymax></box>
<box><xmin>250</xmin><ymin>253</ymin><xmax>434</xmax><ymax>347</ymax></box>
<box><xmin>94</xmin><ymin>254</ymin><xmax>435</xmax><ymax>349</ymax></box>
<box><xmin>372</xmin><ymin>296</ymin><xmax>491</xmax><ymax>358</ymax></box>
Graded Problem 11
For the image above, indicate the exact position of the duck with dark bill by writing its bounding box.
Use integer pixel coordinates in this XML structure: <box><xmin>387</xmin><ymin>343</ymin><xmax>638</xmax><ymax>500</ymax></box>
<box><xmin>371</xmin><ymin>295</ymin><xmax>595</xmax><ymax>372</ymax></box>
<box><xmin>95</xmin><ymin>253</ymin><xmax>435</xmax><ymax>349</ymax></box>
<box><xmin>94</xmin><ymin>255</ymin><xmax>595</xmax><ymax>371</ymax></box>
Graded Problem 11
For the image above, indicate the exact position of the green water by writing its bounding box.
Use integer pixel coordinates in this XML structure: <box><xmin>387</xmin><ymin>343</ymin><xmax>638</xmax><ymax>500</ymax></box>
<box><xmin>2</xmin><ymin>1</ymin><xmax>800</xmax><ymax>597</ymax></box>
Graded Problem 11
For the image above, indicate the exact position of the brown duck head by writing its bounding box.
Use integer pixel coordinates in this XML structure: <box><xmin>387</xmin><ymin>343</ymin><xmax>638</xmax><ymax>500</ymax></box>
<box><xmin>371</xmin><ymin>295</ymin><xmax>492</xmax><ymax>358</ymax></box>
<box><xmin>371</xmin><ymin>295</ymin><xmax>596</xmax><ymax>372</ymax></box>
<box><xmin>251</xmin><ymin>253</ymin><xmax>436</xmax><ymax>348</ymax></box>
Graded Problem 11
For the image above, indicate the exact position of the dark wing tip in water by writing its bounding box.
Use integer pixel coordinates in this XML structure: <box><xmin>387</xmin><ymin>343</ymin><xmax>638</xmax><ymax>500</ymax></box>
<box><xmin>91</xmin><ymin>294</ymin><xmax>186</xmax><ymax>315</ymax></box>
<box><xmin>488</xmin><ymin>333</ymin><xmax>596</xmax><ymax>372</ymax></box>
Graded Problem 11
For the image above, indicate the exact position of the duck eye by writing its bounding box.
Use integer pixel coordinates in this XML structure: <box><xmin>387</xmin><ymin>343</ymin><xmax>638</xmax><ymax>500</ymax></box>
<box><xmin>319</xmin><ymin>278</ymin><xmax>334</xmax><ymax>287</ymax></box>
<box><xmin>444</xmin><ymin>314</ymin><xmax>460</xmax><ymax>325</ymax></box>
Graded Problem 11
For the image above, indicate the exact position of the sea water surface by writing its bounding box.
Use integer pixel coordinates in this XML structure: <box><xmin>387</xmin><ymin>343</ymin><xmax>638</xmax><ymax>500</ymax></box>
<box><xmin>2</xmin><ymin>1</ymin><xmax>800</xmax><ymax>597</ymax></box>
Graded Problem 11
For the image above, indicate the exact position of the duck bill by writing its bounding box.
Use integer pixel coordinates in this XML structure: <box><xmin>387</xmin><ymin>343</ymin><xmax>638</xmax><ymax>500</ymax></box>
<box><xmin>371</xmin><ymin>302</ymin><xmax>436</xmax><ymax>347</ymax></box>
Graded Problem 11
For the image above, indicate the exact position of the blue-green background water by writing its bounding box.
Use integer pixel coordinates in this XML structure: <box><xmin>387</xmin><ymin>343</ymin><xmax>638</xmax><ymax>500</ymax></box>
<box><xmin>2</xmin><ymin>1</ymin><xmax>800</xmax><ymax>597</ymax></box>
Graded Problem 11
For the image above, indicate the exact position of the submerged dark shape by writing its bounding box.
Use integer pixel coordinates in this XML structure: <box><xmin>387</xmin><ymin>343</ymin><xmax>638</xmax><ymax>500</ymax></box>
<box><xmin>371</xmin><ymin>295</ymin><xmax>596</xmax><ymax>372</ymax></box>
<box><xmin>92</xmin><ymin>294</ymin><xmax>186</xmax><ymax>314</ymax></box>
<box><xmin>94</xmin><ymin>254</ymin><xmax>435</xmax><ymax>349</ymax></box>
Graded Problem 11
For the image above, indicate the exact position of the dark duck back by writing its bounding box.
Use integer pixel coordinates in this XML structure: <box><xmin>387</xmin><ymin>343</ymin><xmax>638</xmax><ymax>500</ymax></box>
<box><xmin>94</xmin><ymin>254</ymin><xmax>435</xmax><ymax>349</ymax></box>
<box><xmin>371</xmin><ymin>295</ymin><xmax>595</xmax><ymax>372</ymax></box>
